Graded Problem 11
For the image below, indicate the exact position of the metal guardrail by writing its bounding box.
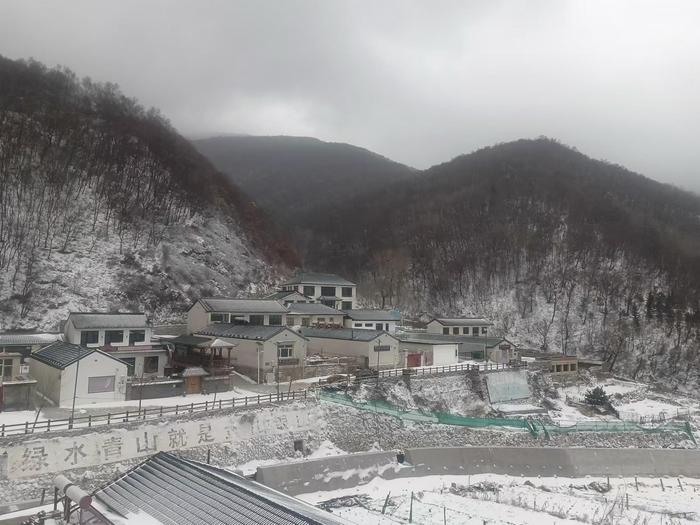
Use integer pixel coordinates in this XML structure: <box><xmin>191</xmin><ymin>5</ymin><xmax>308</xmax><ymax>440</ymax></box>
<box><xmin>0</xmin><ymin>390</ymin><xmax>309</xmax><ymax>437</ymax></box>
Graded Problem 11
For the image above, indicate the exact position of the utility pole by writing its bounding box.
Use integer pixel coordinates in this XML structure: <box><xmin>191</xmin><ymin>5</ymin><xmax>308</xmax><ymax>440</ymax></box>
<box><xmin>137</xmin><ymin>368</ymin><xmax>145</xmax><ymax>414</ymax></box>
<box><xmin>70</xmin><ymin>353</ymin><xmax>81</xmax><ymax>427</ymax></box>
<box><xmin>275</xmin><ymin>342</ymin><xmax>280</xmax><ymax>399</ymax></box>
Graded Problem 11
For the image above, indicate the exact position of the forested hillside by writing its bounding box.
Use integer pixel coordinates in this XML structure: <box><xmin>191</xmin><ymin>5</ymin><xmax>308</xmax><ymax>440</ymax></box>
<box><xmin>193</xmin><ymin>135</ymin><xmax>416</xmax><ymax>225</ymax></box>
<box><xmin>305</xmin><ymin>139</ymin><xmax>700</xmax><ymax>387</ymax></box>
<box><xmin>0</xmin><ymin>56</ymin><xmax>296</xmax><ymax>329</ymax></box>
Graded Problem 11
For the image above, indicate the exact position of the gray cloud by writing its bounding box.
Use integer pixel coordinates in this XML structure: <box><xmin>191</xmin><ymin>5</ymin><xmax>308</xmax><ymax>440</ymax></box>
<box><xmin>1</xmin><ymin>0</ymin><xmax>699</xmax><ymax>191</ymax></box>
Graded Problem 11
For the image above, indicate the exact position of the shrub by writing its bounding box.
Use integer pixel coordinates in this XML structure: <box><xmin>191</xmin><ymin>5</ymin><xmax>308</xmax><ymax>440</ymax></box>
<box><xmin>584</xmin><ymin>386</ymin><xmax>610</xmax><ymax>406</ymax></box>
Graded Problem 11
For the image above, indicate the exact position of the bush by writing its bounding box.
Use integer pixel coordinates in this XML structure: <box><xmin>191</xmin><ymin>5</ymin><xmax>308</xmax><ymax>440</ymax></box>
<box><xmin>583</xmin><ymin>386</ymin><xmax>610</xmax><ymax>406</ymax></box>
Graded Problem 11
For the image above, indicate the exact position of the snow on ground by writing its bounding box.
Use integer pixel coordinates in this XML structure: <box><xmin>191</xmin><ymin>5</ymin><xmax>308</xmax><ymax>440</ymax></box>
<box><xmin>230</xmin><ymin>439</ymin><xmax>347</xmax><ymax>476</ymax></box>
<box><xmin>299</xmin><ymin>474</ymin><xmax>700</xmax><ymax>525</ymax></box>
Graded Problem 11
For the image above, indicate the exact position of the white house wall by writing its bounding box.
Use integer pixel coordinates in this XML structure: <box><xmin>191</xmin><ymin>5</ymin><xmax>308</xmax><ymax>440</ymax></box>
<box><xmin>65</xmin><ymin>321</ymin><xmax>155</xmax><ymax>349</ymax></box>
<box><xmin>58</xmin><ymin>354</ymin><xmax>128</xmax><ymax>406</ymax></box>
<box><xmin>187</xmin><ymin>302</ymin><xmax>209</xmax><ymax>334</ymax></box>
<box><xmin>306</xmin><ymin>334</ymin><xmax>399</xmax><ymax>368</ymax></box>
<box><xmin>27</xmin><ymin>359</ymin><xmax>61</xmax><ymax>405</ymax></box>
<box><xmin>344</xmin><ymin>319</ymin><xmax>397</xmax><ymax>333</ymax></box>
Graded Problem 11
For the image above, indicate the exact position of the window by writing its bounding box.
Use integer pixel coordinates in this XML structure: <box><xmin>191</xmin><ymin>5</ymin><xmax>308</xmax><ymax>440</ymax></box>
<box><xmin>121</xmin><ymin>357</ymin><xmax>136</xmax><ymax>376</ymax></box>
<box><xmin>277</xmin><ymin>343</ymin><xmax>294</xmax><ymax>359</ymax></box>
<box><xmin>321</xmin><ymin>286</ymin><xmax>336</xmax><ymax>297</ymax></box>
<box><xmin>375</xmin><ymin>323</ymin><xmax>383</xmax><ymax>330</ymax></box>
<box><xmin>462</xmin><ymin>327</ymin><xmax>469</xmax><ymax>335</ymax></box>
<box><xmin>442</xmin><ymin>327</ymin><xmax>449</xmax><ymax>335</ymax></box>
<box><xmin>249</xmin><ymin>315</ymin><xmax>264</xmax><ymax>326</ymax></box>
<box><xmin>482</xmin><ymin>327</ymin><xmax>488</xmax><ymax>334</ymax></box>
<box><xmin>104</xmin><ymin>330</ymin><xmax>124</xmax><ymax>345</ymax></box>
<box><xmin>341</xmin><ymin>301</ymin><xmax>352</xmax><ymax>310</ymax></box>
<box><xmin>321</xmin><ymin>300</ymin><xmax>336</xmax><ymax>308</ymax></box>
<box><xmin>341</xmin><ymin>287</ymin><xmax>353</xmax><ymax>297</ymax></box>
<box><xmin>317</xmin><ymin>318</ymin><xmax>326</xmax><ymax>324</ymax></box>
<box><xmin>88</xmin><ymin>375</ymin><xmax>115</xmax><ymax>393</ymax></box>
<box><xmin>143</xmin><ymin>356</ymin><xmax>159</xmax><ymax>374</ymax></box>
<box><xmin>365</xmin><ymin>323</ymin><xmax>373</xmax><ymax>327</ymax></box>
<box><xmin>354</xmin><ymin>323</ymin><xmax>363</xmax><ymax>328</ymax></box>
<box><xmin>210</xmin><ymin>313</ymin><xmax>230</xmax><ymax>323</ymax></box>
<box><xmin>286</xmin><ymin>316</ymin><xmax>295</xmax><ymax>326</ymax></box>
<box><xmin>452</xmin><ymin>327</ymin><xmax>459</xmax><ymax>335</ymax></box>
<box><xmin>301</xmin><ymin>318</ymin><xmax>310</xmax><ymax>327</ymax></box>
<box><xmin>385</xmin><ymin>323</ymin><xmax>390</xmax><ymax>331</ymax></box>
<box><xmin>1</xmin><ymin>359</ymin><xmax>13</xmax><ymax>379</ymax></box>
<box><xmin>269</xmin><ymin>315</ymin><xmax>282</xmax><ymax>326</ymax></box>
<box><xmin>129</xmin><ymin>330</ymin><xmax>145</xmax><ymax>345</ymax></box>
<box><xmin>328</xmin><ymin>317</ymin><xmax>335</xmax><ymax>323</ymax></box>
<box><xmin>80</xmin><ymin>331</ymin><xmax>99</xmax><ymax>345</ymax></box>
<box><xmin>303</xmin><ymin>285</ymin><xmax>315</xmax><ymax>297</ymax></box>
<box><xmin>472</xmin><ymin>327</ymin><xmax>479</xmax><ymax>336</ymax></box>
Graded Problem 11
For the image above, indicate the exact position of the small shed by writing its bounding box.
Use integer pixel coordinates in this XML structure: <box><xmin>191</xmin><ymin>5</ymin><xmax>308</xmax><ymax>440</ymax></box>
<box><xmin>29</xmin><ymin>341</ymin><xmax>128</xmax><ymax>407</ymax></box>
<box><xmin>181</xmin><ymin>366</ymin><xmax>209</xmax><ymax>394</ymax></box>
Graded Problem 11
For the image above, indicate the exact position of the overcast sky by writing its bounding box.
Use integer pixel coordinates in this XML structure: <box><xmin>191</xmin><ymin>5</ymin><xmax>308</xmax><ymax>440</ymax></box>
<box><xmin>1</xmin><ymin>1</ymin><xmax>699</xmax><ymax>191</ymax></box>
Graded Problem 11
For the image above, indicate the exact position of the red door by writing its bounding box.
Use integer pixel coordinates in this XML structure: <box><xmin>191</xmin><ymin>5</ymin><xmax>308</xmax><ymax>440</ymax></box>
<box><xmin>407</xmin><ymin>353</ymin><xmax>422</xmax><ymax>368</ymax></box>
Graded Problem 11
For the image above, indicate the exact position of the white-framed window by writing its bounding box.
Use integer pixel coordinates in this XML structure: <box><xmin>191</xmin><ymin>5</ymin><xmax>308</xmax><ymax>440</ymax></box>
<box><xmin>88</xmin><ymin>375</ymin><xmax>115</xmax><ymax>393</ymax></box>
<box><xmin>277</xmin><ymin>343</ymin><xmax>294</xmax><ymax>359</ymax></box>
<box><xmin>210</xmin><ymin>313</ymin><xmax>230</xmax><ymax>323</ymax></box>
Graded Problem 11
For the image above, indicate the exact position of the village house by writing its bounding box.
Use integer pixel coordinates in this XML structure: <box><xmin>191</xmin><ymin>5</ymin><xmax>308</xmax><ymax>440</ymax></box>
<box><xmin>63</xmin><ymin>312</ymin><xmax>167</xmax><ymax>378</ymax></box>
<box><xmin>28</xmin><ymin>341</ymin><xmax>129</xmax><ymax>406</ymax></box>
<box><xmin>279</xmin><ymin>272</ymin><xmax>357</xmax><ymax>310</ymax></box>
<box><xmin>343</xmin><ymin>309</ymin><xmax>401</xmax><ymax>332</ymax></box>
<box><xmin>195</xmin><ymin>324</ymin><xmax>308</xmax><ymax>383</ymax></box>
<box><xmin>285</xmin><ymin>302</ymin><xmax>344</xmax><ymax>327</ymax></box>
<box><xmin>263</xmin><ymin>289</ymin><xmax>314</xmax><ymax>305</ymax></box>
<box><xmin>186</xmin><ymin>298</ymin><xmax>288</xmax><ymax>333</ymax></box>
<box><xmin>0</xmin><ymin>332</ymin><xmax>63</xmax><ymax>360</ymax></box>
<box><xmin>395</xmin><ymin>333</ymin><xmax>460</xmax><ymax>367</ymax></box>
<box><xmin>426</xmin><ymin>317</ymin><xmax>493</xmax><ymax>336</ymax></box>
<box><xmin>300</xmin><ymin>327</ymin><xmax>400</xmax><ymax>370</ymax></box>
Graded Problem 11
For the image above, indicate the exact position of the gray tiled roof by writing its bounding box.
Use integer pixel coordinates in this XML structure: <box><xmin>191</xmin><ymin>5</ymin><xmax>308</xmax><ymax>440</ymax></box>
<box><xmin>281</xmin><ymin>272</ymin><xmax>356</xmax><ymax>286</ymax></box>
<box><xmin>286</xmin><ymin>303</ymin><xmax>343</xmax><ymax>316</ymax></box>
<box><xmin>344</xmin><ymin>309</ymin><xmax>401</xmax><ymax>321</ymax></box>
<box><xmin>198</xmin><ymin>298</ymin><xmax>288</xmax><ymax>314</ymax></box>
<box><xmin>168</xmin><ymin>335</ymin><xmax>214</xmax><ymax>347</ymax></box>
<box><xmin>30</xmin><ymin>341</ymin><xmax>126</xmax><ymax>369</ymax></box>
<box><xmin>152</xmin><ymin>324</ymin><xmax>188</xmax><ymax>336</ymax></box>
<box><xmin>68</xmin><ymin>312</ymin><xmax>148</xmax><ymax>329</ymax></box>
<box><xmin>196</xmin><ymin>324</ymin><xmax>302</xmax><ymax>341</ymax></box>
<box><xmin>0</xmin><ymin>333</ymin><xmax>62</xmax><ymax>346</ymax></box>
<box><xmin>95</xmin><ymin>452</ymin><xmax>347</xmax><ymax>525</ymax></box>
<box><xmin>300</xmin><ymin>327</ymin><xmax>394</xmax><ymax>342</ymax></box>
<box><xmin>430</xmin><ymin>317</ymin><xmax>493</xmax><ymax>326</ymax></box>
<box><xmin>263</xmin><ymin>290</ymin><xmax>311</xmax><ymax>301</ymax></box>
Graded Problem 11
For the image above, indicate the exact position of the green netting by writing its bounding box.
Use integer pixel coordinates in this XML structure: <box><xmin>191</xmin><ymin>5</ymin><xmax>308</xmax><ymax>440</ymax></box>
<box><xmin>319</xmin><ymin>391</ymin><xmax>694</xmax><ymax>440</ymax></box>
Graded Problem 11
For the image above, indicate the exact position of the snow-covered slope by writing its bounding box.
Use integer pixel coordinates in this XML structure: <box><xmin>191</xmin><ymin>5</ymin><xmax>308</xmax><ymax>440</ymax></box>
<box><xmin>0</xmin><ymin>56</ymin><xmax>295</xmax><ymax>329</ymax></box>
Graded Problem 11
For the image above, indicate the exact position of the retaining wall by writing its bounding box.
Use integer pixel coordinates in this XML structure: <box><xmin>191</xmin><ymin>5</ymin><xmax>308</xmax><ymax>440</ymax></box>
<box><xmin>257</xmin><ymin>446</ymin><xmax>700</xmax><ymax>495</ymax></box>
<box><xmin>256</xmin><ymin>450</ymin><xmax>406</xmax><ymax>494</ymax></box>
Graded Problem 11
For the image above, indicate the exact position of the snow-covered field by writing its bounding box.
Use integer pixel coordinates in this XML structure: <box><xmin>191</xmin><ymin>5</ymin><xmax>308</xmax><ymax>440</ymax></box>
<box><xmin>299</xmin><ymin>473</ymin><xmax>700</xmax><ymax>524</ymax></box>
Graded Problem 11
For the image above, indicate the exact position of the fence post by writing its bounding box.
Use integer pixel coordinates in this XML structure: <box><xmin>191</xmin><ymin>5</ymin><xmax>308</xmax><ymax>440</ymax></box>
<box><xmin>1</xmin><ymin>423</ymin><xmax>4</xmax><ymax>437</ymax></box>
<box><xmin>47</xmin><ymin>419</ymin><xmax>51</xmax><ymax>432</ymax></box>
<box><xmin>219</xmin><ymin>400</ymin><xmax>222</xmax><ymax>409</ymax></box>
<box><xmin>25</xmin><ymin>421</ymin><xmax>29</xmax><ymax>434</ymax></box>
<box><xmin>190</xmin><ymin>403</ymin><xmax>193</xmax><ymax>413</ymax></box>
<box><xmin>88</xmin><ymin>415</ymin><xmax>92</xmax><ymax>428</ymax></box>
<box><xmin>159</xmin><ymin>406</ymin><xmax>163</xmax><ymax>417</ymax></box>
<box><xmin>126</xmin><ymin>410</ymin><xmax>129</xmax><ymax>422</ymax></box>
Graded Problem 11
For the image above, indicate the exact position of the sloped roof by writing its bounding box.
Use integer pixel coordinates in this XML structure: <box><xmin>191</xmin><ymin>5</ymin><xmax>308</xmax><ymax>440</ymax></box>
<box><xmin>286</xmin><ymin>303</ymin><xmax>343</xmax><ymax>316</ymax></box>
<box><xmin>0</xmin><ymin>332</ymin><xmax>63</xmax><ymax>346</ymax></box>
<box><xmin>94</xmin><ymin>452</ymin><xmax>347</xmax><ymax>525</ymax></box>
<box><xmin>344</xmin><ymin>309</ymin><xmax>401</xmax><ymax>321</ymax></box>
<box><xmin>300</xmin><ymin>327</ymin><xmax>395</xmax><ymax>343</ymax></box>
<box><xmin>68</xmin><ymin>312</ymin><xmax>149</xmax><ymax>329</ymax></box>
<box><xmin>281</xmin><ymin>272</ymin><xmax>356</xmax><ymax>286</ymax></box>
<box><xmin>182</xmin><ymin>367</ymin><xmax>209</xmax><ymax>377</ymax></box>
<box><xmin>152</xmin><ymin>324</ymin><xmax>188</xmax><ymax>336</ymax></box>
<box><xmin>31</xmin><ymin>341</ymin><xmax>126</xmax><ymax>370</ymax></box>
<box><xmin>168</xmin><ymin>335</ymin><xmax>213</xmax><ymax>347</ymax></box>
<box><xmin>196</xmin><ymin>324</ymin><xmax>306</xmax><ymax>342</ymax></box>
<box><xmin>264</xmin><ymin>290</ymin><xmax>312</xmax><ymax>301</ymax></box>
<box><xmin>396</xmin><ymin>332</ymin><xmax>513</xmax><ymax>350</ymax></box>
<box><xmin>197</xmin><ymin>298</ymin><xmax>288</xmax><ymax>314</ymax></box>
<box><xmin>430</xmin><ymin>317</ymin><xmax>493</xmax><ymax>327</ymax></box>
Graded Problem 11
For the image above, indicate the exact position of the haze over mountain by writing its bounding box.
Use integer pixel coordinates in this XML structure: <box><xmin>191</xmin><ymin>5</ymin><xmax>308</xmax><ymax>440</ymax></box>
<box><xmin>193</xmin><ymin>135</ymin><xmax>416</xmax><ymax>225</ymax></box>
<box><xmin>0</xmin><ymin>56</ymin><xmax>295</xmax><ymax>329</ymax></box>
